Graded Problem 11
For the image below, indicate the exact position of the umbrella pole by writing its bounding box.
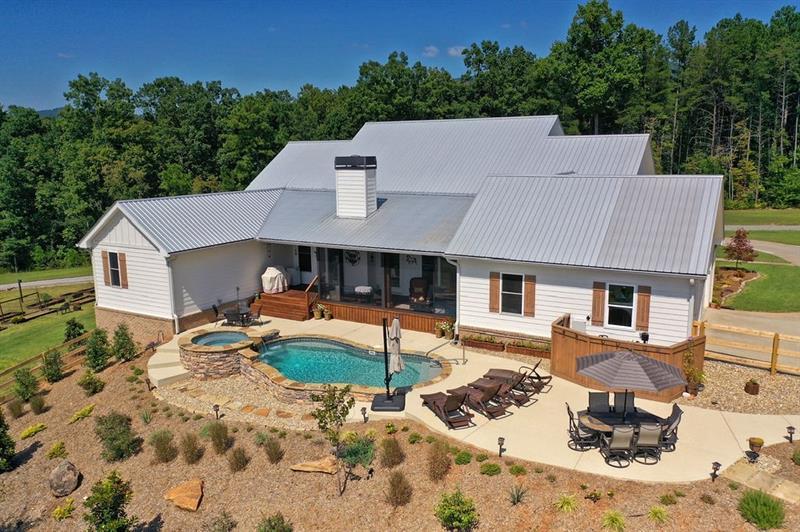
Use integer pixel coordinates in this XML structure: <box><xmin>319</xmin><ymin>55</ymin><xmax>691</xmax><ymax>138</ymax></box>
<box><xmin>382</xmin><ymin>317</ymin><xmax>391</xmax><ymax>399</ymax></box>
<box><xmin>622</xmin><ymin>388</ymin><xmax>628</xmax><ymax>423</ymax></box>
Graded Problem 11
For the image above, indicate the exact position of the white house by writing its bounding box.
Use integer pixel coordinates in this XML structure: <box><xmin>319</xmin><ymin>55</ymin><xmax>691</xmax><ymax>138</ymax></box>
<box><xmin>78</xmin><ymin>116</ymin><xmax>722</xmax><ymax>348</ymax></box>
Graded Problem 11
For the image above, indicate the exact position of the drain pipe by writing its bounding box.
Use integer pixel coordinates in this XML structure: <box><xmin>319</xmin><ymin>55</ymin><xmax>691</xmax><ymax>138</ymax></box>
<box><xmin>444</xmin><ymin>257</ymin><xmax>460</xmax><ymax>339</ymax></box>
<box><xmin>166</xmin><ymin>257</ymin><xmax>180</xmax><ymax>334</ymax></box>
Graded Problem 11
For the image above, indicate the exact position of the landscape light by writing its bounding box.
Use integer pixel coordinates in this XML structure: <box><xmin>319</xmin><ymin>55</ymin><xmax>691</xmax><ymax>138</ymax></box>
<box><xmin>711</xmin><ymin>461</ymin><xmax>721</xmax><ymax>482</ymax></box>
<box><xmin>498</xmin><ymin>436</ymin><xmax>505</xmax><ymax>457</ymax></box>
<box><xmin>788</xmin><ymin>426</ymin><xmax>796</xmax><ymax>443</ymax></box>
<box><xmin>361</xmin><ymin>406</ymin><xmax>368</xmax><ymax>423</ymax></box>
<box><xmin>213</xmin><ymin>404</ymin><xmax>220</xmax><ymax>420</ymax></box>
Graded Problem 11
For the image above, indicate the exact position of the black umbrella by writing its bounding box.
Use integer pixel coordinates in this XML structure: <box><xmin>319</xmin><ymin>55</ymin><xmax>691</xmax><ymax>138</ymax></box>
<box><xmin>576</xmin><ymin>350</ymin><xmax>686</xmax><ymax>421</ymax></box>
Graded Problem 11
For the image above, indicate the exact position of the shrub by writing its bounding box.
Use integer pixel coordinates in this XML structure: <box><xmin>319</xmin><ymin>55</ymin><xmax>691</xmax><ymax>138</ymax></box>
<box><xmin>700</xmin><ymin>493</ymin><xmax>716</xmax><ymax>505</ymax></box>
<box><xmin>648</xmin><ymin>506</ymin><xmax>668</xmax><ymax>524</ymax></box>
<box><xmin>509</xmin><ymin>464</ymin><xmax>527</xmax><ymax>476</ymax></box>
<box><xmin>728</xmin><ymin>481</ymin><xmax>740</xmax><ymax>490</ymax></box>
<box><xmin>454</xmin><ymin>451</ymin><xmax>472</xmax><ymax>465</ymax></box>
<box><xmin>42</xmin><ymin>350</ymin><xmax>65</xmax><ymax>383</ymax></box>
<box><xmin>84</xmin><ymin>328</ymin><xmax>111</xmax><ymax>372</ymax></box>
<box><xmin>408</xmin><ymin>432</ymin><xmax>422</xmax><ymax>444</ymax></box>
<box><xmin>7</xmin><ymin>399</ymin><xmax>24</xmax><ymax>419</ymax></box>
<box><xmin>47</xmin><ymin>441</ymin><xmax>68</xmax><ymax>459</ymax></box>
<box><xmin>68</xmin><ymin>404</ymin><xmax>95</xmax><ymax>424</ymax></box>
<box><xmin>112</xmin><ymin>324</ymin><xmax>138</xmax><ymax>362</ymax></box>
<box><xmin>83</xmin><ymin>471</ymin><xmax>138</xmax><ymax>530</ymax></box>
<box><xmin>508</xmin><ymin>484</ymin><xmax>528</xmax><ymax>506</ymax></box>
<box><xmin>738</xmin><ymin>490</ymin><xmax>785</xmax><ymax>530</ymax></box>
<box><xmin>340</xmin><ymin>435</ymin><xmax>375</xmax><ymax>470</ymax></box>
<box><xmin>180</xmin><ymin>433</ymin><xmax>204</xmax><ymax>464</ymax></box>
<box><xmin>673</xmin><ymin>489</ymin><xmax>686</xmax><ymax>498</ymax></box>
<box><xmin>207</xmin><ymin>422</ymin><xmax>231</xmax><ymax>454</ymax></box>
<box><xmin>659</xmin><ymin>493</ymin><xmax>677</xmax><ymax>506</ymax></box>
<box><xmin>380</xmin><ymin>437</ymin><xmax>405</xmax><ymax>468</ymax></box>
<box><xmin>140</xmin><ymin>410</ymin><xmax>152</xmax><ymax>425</ymax></box>
<box><xmin>64</xmin><ymin>318</ymin><xmax>85</xmax><ymax>342</ymax></box>
<box><xmin>29</xmin><ymin>394</ymin><xmax>46</xmax><ymax>414</ymax></box>
<box><xmin>204</xmin><ymin>511</ymin><xmax>236</xmax><ymax>532</ymax></box>
<box><xmin>385</xmin><ymin>422</ymin><xmax>398</xmax><ymax>434</ymax></box>
<box><xmin>425</xmin><ymin>435</ymin><xmax>437</xmax><ymax>444</ymax></box>
<box><xmin>0</xmin><ymin>410</ymin><xmax>14</xmax><ymax>472</ymax></box>
<box><xmin>555</xmin><ymin>494</ymin><xmax>578</xmax><ymax>513</ymax></box>
<box><xmin>52</xmin><ymin>497</ymin><xmax>76</xmax><ymax>521</ymax></box>
<box><xmin>256</xmin><ymin>512</ymin><xmax>293</xmax><ymax>532</ymax></box>
<box><xmin>227</xmin><ymin>446</ymin><xmax>250</xmax><ymax>472</ymax></box>
<box><xmin>20</xmin><ymin>423</ymin><xmax>46</xmax><ymax>439</ymax></box>
<box><xmin>434</xmin><ymin>488</ymin><xmax>479</xmax><ymax>531</ymax></box>
<box><xmin>546</xmin><ymin>473</ymin><xmax>557</xmax><ymax>483</ymax></box>
<box><xmin>95</xmin><ymin>411</ymin><xmax>141</xmax><ymax>462</ymax></box>
<box><xmin>534</xmin><ymin>466</ymin><xmax>544</xmax><ymax>473</ymax></box>
<box><xmin>480</xmin><ymin>462</ymin><xmax>501</xmax><ymax>476</ymax></box>
<box><xmin>792</xmin><ymin>447</ymin><xmax>800</xmax><ymax>466</ymax></box>
<box><xmin>255</xmin><ymin>433</ymin><xmax>284</xmax><ymax>464</ymax></box>
<box><xmin>13</xmin><ymin>368</ymin><xmax>39</xmax><ymax>402</ymax></box>
<box><xmin>78</xmin><ymin>370</ymin><xmax>105</xmax><ymax>396</ymax></box>
<box><xmin>601</xmin><ymin>510</ymin><xmax>625</xmax><ymax>531</ymax></box>
<box><xmin>148</xmin><ymin>429</ymin><xmax>178</xmax><ymax>463</ymax></box>
<box><xmin>385</xmin><ymin>471</ymin><xmax>413</xmax><ymax>507</ymax></box>
<box><xmin>427</xmin><ymin>440</ymin><xmax>452</xmax><ymax>481</ymax></box>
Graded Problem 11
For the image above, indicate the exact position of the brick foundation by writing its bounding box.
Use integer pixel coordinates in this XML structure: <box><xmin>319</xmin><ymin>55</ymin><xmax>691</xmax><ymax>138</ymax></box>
<box><xmin>95</xmin><ymin>306</ymin><xmax>174</xmax><ymax>346</ymax></box>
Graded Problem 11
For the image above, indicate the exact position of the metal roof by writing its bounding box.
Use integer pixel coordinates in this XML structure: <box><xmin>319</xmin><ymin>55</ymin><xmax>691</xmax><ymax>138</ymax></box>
<box><xmin>249</xmin><ymin>140</ymin><xmax>350</xmax><ymax>190</ymax></box>
<box><xmin>111</xmin><ymin>189</ymin><xmax>283</xmax><ymax>254</ymax></box>
<box><xmin>258</xmin><ymin>189</ymin><xmax>474</xmax><ymax>254</ymax></box>
<box><xmin>446</xmin><ymin>175</ymin><xmax>723</xmax><ymax>276</ymax></box>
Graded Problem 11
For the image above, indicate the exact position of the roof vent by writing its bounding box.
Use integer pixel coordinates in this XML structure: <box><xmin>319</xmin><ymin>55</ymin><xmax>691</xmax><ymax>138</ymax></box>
<box><xmin>334</xmin><ymin>155</ymin><xmax>377</xmax><ymax>218</ymax></box>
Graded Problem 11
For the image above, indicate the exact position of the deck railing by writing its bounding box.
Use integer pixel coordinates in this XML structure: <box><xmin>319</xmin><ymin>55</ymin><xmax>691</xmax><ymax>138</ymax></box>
<box><xmin>303</xmin><ymin>275</ymin><xmax>319</xmax><ymax>310</ymax></box>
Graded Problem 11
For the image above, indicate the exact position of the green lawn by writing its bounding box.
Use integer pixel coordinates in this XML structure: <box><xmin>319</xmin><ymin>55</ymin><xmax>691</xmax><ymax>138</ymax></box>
<box><xmin>725</xmin><ymin>208</ymin><xmax>800</xmax><ymax>226</ymax></box>
<box><xmin>718</xmin><ymin>261</ymin><xmax>800</xmax><ymax>312</ymax></box>
<box><xmin>0</xmin><ymin>265</ymin><xmax>92</xmax><ymax>285</ymax></box>
<box><xmin>724</xmin><ymin>230</ymin><xmax>800</xmax><ymax>246</ymax></box>
<box><xmin>715</xmin><ymin>247</ymin><xmax>788</xmax><ymax>264</ymax></box>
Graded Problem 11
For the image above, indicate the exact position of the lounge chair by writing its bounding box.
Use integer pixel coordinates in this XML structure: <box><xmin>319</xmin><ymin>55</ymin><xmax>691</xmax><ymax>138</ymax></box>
<box><xmin>599</xmin><ymin>425</ymin><xmax>635</xmax><ymax>468</ymax></box>
<box><xmin>659</xmin><ymin>404</ymin><xmax>684</xmax><ymax>452</ymax></box>
<box><xmin>634</xmin><ymin>423</ymin><xmax>663</xmax><ymax>464</ymax></box>
<box><xmin>420</xmin><ymin>392</ymin><xmax>474</xmax><ymax>430</ymax></box>
<box><xmin>223</xmin><ymin>310</ymin><xmax>242</xmax><ymax>326</ymax></box>
<box><xmin>566</xmin><ymin>403</ymin><xmax>599</xmax><ymax>451</ymax></box>
<box><xmin>588</xmin><ymin>391</ymin><xmax>610</xmax><ymax>413</ymax></box>
<box><xmin>447</xmin><ymin>383</ymin><xmax>508</xmax><ymax>419</ymax></box>
<box><xmin>484</xmin><ymin>360</ymin><xmax>551</xmax><ymax>393</ymax></box>
<box><xmin>613</xmin><ymin>391</ymin><xmax>636</xmax><ymax>415</ymax></box>
<box><xmin>477</xmin><ymin>374</ymin><xmax>532</xmax><ymax>406</ymax></box>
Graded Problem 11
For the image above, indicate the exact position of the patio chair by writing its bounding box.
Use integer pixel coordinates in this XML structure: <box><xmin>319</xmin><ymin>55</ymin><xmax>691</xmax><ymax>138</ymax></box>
<box><xmin>409</xmin><ymin>277</ymin><xmax>431</xmax><ymax>309</ymax></box>
<box><xmin>211</xmin><ymin>304</ymin><xmax>221</xmax><ymax>326</ymax></box>
<box><xmin>613</xmin><ymin>391</ymin><xmax>636</xmax><ymax>415</ymax></box>
<box><xmin>599</xmin><ymin>424</ymin><xmax>635</xmax><ymax>468</ymax></box>
<box><xmin>633</xmin><ymin>423</ymin><xmax>663</xmax><ymax>464</ymax></box>
<box><xmin>588</xmin><ymin>391</ymin><xmax>610</xmax><ymax>413</ymax></box>
<box><xmin>447</xmin><ymin>383</ymin><xmax>508</xmax><ymax>419</ymax></box>
<box><xmin>420</xmin><ymin>391</ymin><xmax>474</xmax><ymax>430</ymax></box>
<box><xmin>566</xmin><ymin>402</ymin><xmax>599</xmax><ymax>451</ymax></box>
<box><xmin>659</xmin><ymin>404</ymin><xmax>684</xmax><ymax>452</ymax></box>
<box><xmin>223</xmin><ymin>310</ymin><xmax>242</xmax><ymax>327</ymax></box>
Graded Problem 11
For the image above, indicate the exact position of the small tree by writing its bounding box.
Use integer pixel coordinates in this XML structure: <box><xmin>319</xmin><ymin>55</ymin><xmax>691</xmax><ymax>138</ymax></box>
<box><xmin>42</xmin><ymin>350</ymin><xmax>65</xmax><ymax>383</ymax></box>
<box><xmin>64</xmin><ymin>318</ymin><xmax>86</xmax><ymax>342</ymax></box>
<box><xmin>112</xmin><ymin>324</ymin><xmax>138</xmax><ymax>362</ymax></box>
<box><xmin>724</xmin><ymin>228</ymin><xmax>756</xmax><ymax>270</ymax></box>
<box><xmin>83</xmin><ymin>470</ymin><xmax>138</xmax><ymax>531</ymax></box>
<box><xmin>309</xmin><ymin>385</ymin><xmax>355</xmax><ymax>495</ymax></box>
<box><xmin>85</xmin><ymin>328</ymin><xmax>111</xmax><ymax>372</ymax></box>
<box><xmin>435</xmin><ymin>488</ymin><xmax>479</xmax><ymax>531</ymax></box>
<box><xmin>0</xmin><ymin>410</ymin><xmax>15</xmax><ymax>472</ymax></box>
<box><xmin>13</xmin><ymin>368</ymin><xmax>39</xmax><ymax>402</ymax></box>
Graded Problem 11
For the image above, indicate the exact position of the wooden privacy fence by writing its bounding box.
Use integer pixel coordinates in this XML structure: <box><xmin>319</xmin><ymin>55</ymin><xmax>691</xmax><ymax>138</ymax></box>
<box><xmin>693</xmin><ymin>320</ymin><xmax>800</xmax><ymax>376</ymax></box>
<box><xmin>550</xmin><ymin>314</ymin><xmax>705</xmax><ymax>402</ymax></box>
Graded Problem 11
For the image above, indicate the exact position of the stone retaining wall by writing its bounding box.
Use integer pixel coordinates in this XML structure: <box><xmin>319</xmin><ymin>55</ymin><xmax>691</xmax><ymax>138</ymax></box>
<box><xmin>179</xmin><ymin>346</ymin><xmax>243</xmax><ymax>380</ymax></box>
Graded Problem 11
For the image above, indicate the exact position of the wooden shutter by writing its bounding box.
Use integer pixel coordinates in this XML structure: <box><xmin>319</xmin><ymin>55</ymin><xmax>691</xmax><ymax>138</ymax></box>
<box><xmin>591</xmin><ymin>282</ymin><xmax>605</xmax><ymax>326</ymax></box>
<box><xmin>101</xmin><ymin>250</ymin><xmax>111</xmax><ymax>286</ymax></box>
<box><xmin>118</xmin><ymin>253</ymin><xmax>129</xmax><ymax>289</ymax></box>
<box><xmin>523</xmin><ymin>275</ymin><xmax>536</xmax><ymax>317</ymax></box>
<box><xmin>489</xmin><ymin>272</ymin><xmax>500</xmax><ymax>313</ymax></box>
<box><xmin>636</xmin><ymin>285</ymin><xmax>651</xmax><ymax>331</ymax></box>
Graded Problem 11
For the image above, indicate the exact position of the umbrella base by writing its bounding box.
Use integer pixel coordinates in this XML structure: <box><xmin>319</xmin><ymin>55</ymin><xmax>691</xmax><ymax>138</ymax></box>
<box><xmin>371</xmin><ymin>393</ymin><xmax>406</xmax><ymax>412</ymax></box>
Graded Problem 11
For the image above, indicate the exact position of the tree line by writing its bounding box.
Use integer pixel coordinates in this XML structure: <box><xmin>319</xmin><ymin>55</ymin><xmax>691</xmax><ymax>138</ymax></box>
<box><xmin>1</xmin><ymin>0</ymin><xmax>799</xmax><ymax>271</ymax></box>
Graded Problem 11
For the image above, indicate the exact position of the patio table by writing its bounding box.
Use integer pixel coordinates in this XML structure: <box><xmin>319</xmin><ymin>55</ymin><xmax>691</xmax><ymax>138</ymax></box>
<box><xmin>577</xmin><ymin>409</ymin><xmax>662</xmax><ymax>433</ymax></box>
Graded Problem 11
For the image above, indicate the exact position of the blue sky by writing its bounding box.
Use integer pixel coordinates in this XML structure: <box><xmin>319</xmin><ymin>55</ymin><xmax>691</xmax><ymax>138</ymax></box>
<box><xmin>0</xmin><ymin>0</ymin><xmax>791</xmax><ymax>110</ymax></box>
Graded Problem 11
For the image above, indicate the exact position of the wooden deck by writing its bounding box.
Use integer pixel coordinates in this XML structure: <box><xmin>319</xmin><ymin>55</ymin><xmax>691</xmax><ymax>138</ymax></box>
<box><xmin>251</xmin><ymin>290</ymin><xmax>314</xmax><ymax>321</ymax></box>
<box><xmin>322</xmin><ymin>301</ymin><xmax>445</xmax><ymax>334</ymax></box>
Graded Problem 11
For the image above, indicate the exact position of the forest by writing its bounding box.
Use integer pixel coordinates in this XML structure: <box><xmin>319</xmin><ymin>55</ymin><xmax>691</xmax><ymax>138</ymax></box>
<box><xmin>1</xmin><ymin>0</ymin><xmax>799</xmax><ymax>271</ymax></box>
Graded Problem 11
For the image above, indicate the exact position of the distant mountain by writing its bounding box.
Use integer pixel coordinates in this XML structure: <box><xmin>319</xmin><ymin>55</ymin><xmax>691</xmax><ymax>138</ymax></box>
<box><xmin>37</xmin><ymin>107</ymin><xmax>63</xmax><ymax>118</ymax></box>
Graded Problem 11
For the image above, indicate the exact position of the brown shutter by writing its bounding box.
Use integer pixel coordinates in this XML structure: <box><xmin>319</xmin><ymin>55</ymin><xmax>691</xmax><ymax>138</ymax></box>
<box><xmin>101</xmin><ymin>250</ymin><xmax>111</xmax><ymax>286</ymax></box>
<box><xmin>636</xmin><ymin>285</ymin><xmax>651</xmax><ymax>331</ymax></box>
<box><xmin>591</xmin><ymin>282</ymin><xmax>605</xmax><ymax>326</ymax></box>
<box><xmin>118</xmin><ymin>253</ymin><xmax>129</xmax><ymax>289</ymax></box>
<box><xmin>523</xmin><ymin>275</ymin><xmax>536</xmax><ymax>317</ymax></box>
<box><xmin>489</xmin><ymin>272</ymin><xmax>500</xmax><ymax>313</ymax></box>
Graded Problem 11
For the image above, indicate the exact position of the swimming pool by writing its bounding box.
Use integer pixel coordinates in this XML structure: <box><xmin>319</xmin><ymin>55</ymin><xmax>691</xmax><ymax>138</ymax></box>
<box><xmin>258</xmin><ymin>337</ymin><xmax>442</xmax><ymax>388</ymax></box>
<box><xmin>192</xmin><ymin>331</ymin><xmax>249</xmax><ymax>347</ymax></box>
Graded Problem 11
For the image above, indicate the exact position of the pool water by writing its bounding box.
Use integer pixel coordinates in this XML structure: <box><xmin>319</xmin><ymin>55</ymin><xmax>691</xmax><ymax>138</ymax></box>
<box><xmin>192</xmin><ymin>331</ymin><xmax>249</xmax><ymax>346</ymax></box>
<box><xmin>258</xmin><ymin>338</ymin><xmax>441</xmax><ymax>388</ymax></box>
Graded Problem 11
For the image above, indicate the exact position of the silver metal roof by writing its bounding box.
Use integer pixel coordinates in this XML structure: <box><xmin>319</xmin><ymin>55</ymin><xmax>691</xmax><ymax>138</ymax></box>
<box><xmin>258</xmin><ymin>189</ymin><xmax>474</xmax><ymax>254</ymax></box>
<box><xmin>249</xmin><ymin>140</ymin><xmax>350</xmax><ymax>190</ymax></box>
<box><xmin>117</xmin><ymin>189</ymin><xmax>282</xmax><ymax>254</ymax></box>
<box><xmin>446</xmin><ymin>175</ymin><xmax>723</xmax><ymax>275</ymax></box>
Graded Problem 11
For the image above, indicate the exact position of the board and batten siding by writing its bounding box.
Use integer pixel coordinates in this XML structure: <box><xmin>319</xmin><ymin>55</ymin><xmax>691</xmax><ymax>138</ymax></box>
<box><xmin>458</xmin><ymin>258</ymin><xmax>698</xmax><ymax>345</ymax></box>
<box><xmin>90</xmin><ymin>212</ymin><xmax>172</xmax><ymax>319</ymax></box>
<box><xmin>171</xmin><ymin>240</ymin><xmax>269</xmax><ymax>318</ymax></box>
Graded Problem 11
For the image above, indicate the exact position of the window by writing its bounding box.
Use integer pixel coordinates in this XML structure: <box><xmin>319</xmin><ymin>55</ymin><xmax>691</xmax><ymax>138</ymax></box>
<box><xmin>607</xmin><ymin>284</ymin><xmax>634</xmax><ymax>327</ymax></box>
<box><xmin>108</xmin><ymin>252</ymin><xmax>121</xmax><ymax>287</ymax></box>
<box><xmin>500</xmin><ymin>273</ymin><xmax>523</xmax><ymax>314</ymax></box>
<box><xmin>298</xmin><ymin>246</ymin><xmax>312</xmax><ymax>272</ymax></box>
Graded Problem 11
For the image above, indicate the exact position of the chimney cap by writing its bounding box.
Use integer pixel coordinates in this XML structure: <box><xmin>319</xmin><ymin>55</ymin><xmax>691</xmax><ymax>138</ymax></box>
<box><xmin>335</xmin><ymin>155</ymin><xmax>377</xmax><ymax>169</ymax></box>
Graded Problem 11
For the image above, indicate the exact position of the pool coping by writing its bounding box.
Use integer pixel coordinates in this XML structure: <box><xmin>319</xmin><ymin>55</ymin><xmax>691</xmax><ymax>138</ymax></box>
<box><xmin>238</xmin><ymin>333</ymin><xmax>453</xmax><ymax>398</ymax></box>
<box><xmin>178</xmin><ymin>326</ymin><xmax>261</xmax><ymax>353</ymax></box>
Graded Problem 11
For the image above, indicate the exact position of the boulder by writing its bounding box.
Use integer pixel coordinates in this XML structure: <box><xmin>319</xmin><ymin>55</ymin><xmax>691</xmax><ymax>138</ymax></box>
<box><xmin>164</xmin><ymin>479</ymin><xmax>203</xmax><ymax>512</ymax></box>
<box><xmin>49</xmin><ymin>460</ymin><xmax>80</xmax><ymax>497</ymax></box>
<box><xmin>290</xmin><ymin>455</ymin><xmax>339</xmax><ymax>475</ymax></box>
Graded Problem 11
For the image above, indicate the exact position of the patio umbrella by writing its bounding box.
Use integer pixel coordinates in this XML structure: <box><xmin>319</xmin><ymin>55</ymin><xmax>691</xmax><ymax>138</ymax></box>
<box><xmin>388</xmin><ymin>317</ymin><xmax>405</xmax><ymax>375</ymax></box>
<box><xmin>576</xmin><ymin>350</ymin><xmax>687</xmax><ymax>422</ymax></box>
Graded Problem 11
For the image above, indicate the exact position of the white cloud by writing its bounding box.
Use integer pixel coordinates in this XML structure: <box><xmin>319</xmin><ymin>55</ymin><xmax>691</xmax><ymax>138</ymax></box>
<box><xmin>56</xmin><ymin>52</ymin><xmax>74</xmax><ymax>59</ymax></box>
<box><xmin>447</xmin><ymin>46</ymin><xmax>465</xmax><ymax>57</ymax></box>
<box><xmin>422</xmin><ymin>45</ymin><xmax>439</xmax><ymax>58</ymax></box>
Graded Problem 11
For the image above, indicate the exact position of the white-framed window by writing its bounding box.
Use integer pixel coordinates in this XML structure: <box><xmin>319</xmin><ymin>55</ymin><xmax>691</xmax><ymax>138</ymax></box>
<box><xmin>108</xmin><ymin>251</ymin><xmax>122</xmax><ymax>287</ymax></box>
<box><xmin>500</xmin><ymin>273</ymin><xmax>523</xmax><ymax>314</ymax></box>
<box><xmin>606</xmin><ymin>284</ymin><xmax>635</xmax><ymax>328</ymax></box>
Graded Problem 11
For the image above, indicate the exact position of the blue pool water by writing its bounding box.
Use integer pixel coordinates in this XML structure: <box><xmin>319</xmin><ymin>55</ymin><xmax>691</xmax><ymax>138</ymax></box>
<box><xmin>192</xmin><ymin>331</ymin><xmax>249</xmax><ymax>346</ymax></box>
<box><xmin>258</xmin><ymin>338</ymin><xmax>442</xmax><ymax>388</ymax></box>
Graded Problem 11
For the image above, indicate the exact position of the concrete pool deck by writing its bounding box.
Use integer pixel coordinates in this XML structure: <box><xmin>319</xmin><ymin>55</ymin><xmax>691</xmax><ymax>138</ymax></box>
<box><xmin>149</xmin><ymin>315</ymin><xmax>799</xmax><ymax>483</ymax></box>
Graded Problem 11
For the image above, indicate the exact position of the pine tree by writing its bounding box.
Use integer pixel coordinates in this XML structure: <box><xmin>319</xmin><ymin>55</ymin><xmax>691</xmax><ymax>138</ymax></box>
<box><xmin>84</xmin><ymin>329</ymin><xmax>110</xmax><ymax>372</ymax></box>
<box><xmin>111</xmin><ymin>324</ymin><xmax>138</xmax><ymax>362</ymax></box>
<box><xmin>0</xmin><ymin>409</ymin><xmax>15</xmax><ymax>472</ymax></box>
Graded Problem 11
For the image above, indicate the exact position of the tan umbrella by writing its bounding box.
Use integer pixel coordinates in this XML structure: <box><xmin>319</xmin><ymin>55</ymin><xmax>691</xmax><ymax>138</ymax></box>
<box><xmin>388</xmin><ymin>317</ymin><xmax>405</xmax><ymax>374</ymax></box>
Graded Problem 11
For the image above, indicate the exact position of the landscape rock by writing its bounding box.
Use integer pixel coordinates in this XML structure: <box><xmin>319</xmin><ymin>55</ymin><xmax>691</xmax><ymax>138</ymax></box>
<box><xmin>164</xmin><ymin>479</ymin><xmax>204</xmax><ymax>511</ymax></box>
<box><xmin>49</xmin><ymin>460</ymin><xmax>80</xmax><ymax>497</ymax></box>
<box><xmin>290</xmin><ymin>456</ymin><xmax>339</xmax><ymax>475</ymax></box>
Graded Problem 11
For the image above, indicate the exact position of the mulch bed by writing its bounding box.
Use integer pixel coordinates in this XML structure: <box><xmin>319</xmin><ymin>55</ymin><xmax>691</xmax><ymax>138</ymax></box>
<box><xmin>1</xmin><ymin>358</ymin><xmax>798</xmax><ymax>531</ymax></box>
<box><xmin>761</xmin><ymin>442</ymin><xmax>800</xmax><ymax>486</ymax></box>
<box><xmin>713</xmin><ymin>266</ymin><xmax>759</xmax><ymax>307</ymax></box>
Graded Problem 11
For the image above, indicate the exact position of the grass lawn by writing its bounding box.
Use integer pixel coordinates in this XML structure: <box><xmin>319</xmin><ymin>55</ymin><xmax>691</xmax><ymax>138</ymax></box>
<box><xmin>718</xmin><ymin>261</ymin><xmax>800</xmax><ymax>312</ymax></box>
<box><xmin>715</xmin><ymin>247</ymin><xmax>788</xmax><ymax>264</ymax></box>
<box><xmin>724</xmin><ymin>230</ymin><xmax>800</xmax><ymax>246</ymax></box>
<box><xmin>0</xmin><ymin>265</ymin><xmax>92</xmax><ymax>285</ymax></box>
<box><xmin>724</xmin><ymin>208</ymin><xmax>800</xmax><ymax>226</ymax></box>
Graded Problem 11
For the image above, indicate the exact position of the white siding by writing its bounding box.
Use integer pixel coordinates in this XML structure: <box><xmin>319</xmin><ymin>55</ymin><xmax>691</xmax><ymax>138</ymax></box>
<box><xmin>458</xmin><ymin>258</ymin><xmax>695</xmax><ymax>345</ymax></box>
<box><xmin>335</xmin><ymin>168</ymin><xmax>377</xmax><ymax>218</ymax></box>
<box><xmin>171</xmin><ymin>240</ymin><xmax>269</xmax><ymax>317</ymax></box>
<box><xmin>91</xmin><ymin>212</ymin><xmax>172</xmax><ymax>319</ymax></box>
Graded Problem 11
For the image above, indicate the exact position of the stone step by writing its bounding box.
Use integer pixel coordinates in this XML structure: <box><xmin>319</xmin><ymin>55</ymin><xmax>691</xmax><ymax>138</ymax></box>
<box><xmin>147</xmin><ymin>349</ymin><xmax>182</xmax><ymax>369</ymax></box>
<box><xmin>148</xmin><ymin>364</ymin><xmax>190</xmax><ymax>387</ymax></box>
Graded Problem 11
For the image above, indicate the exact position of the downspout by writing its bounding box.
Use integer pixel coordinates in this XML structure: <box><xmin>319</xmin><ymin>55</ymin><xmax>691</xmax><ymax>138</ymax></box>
<box><xmin>444</xmin><ymin>257</ymin><xmax>460</xmax><ymax>339</ymax></box>
<box><xmin>687</xmin><ymin>278</ymin><xmax>696</xmax><ymax>338</ymax></box>
<box><xmin>165</xmin><ymin>256</ymin><xmax>180</xmax><ymax>334</ymax></box>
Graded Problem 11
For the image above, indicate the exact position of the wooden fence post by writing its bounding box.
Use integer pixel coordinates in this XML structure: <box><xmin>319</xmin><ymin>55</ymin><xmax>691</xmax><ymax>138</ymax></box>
<box><xmin>699</xmin><ymin>320</ymin><xmax>706</xmax><ymax>337</ymax></box>
<box><xmin>771</xmin><ymin>333</ymin><xmax>780</xmax><ymax>375</ymax></box>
